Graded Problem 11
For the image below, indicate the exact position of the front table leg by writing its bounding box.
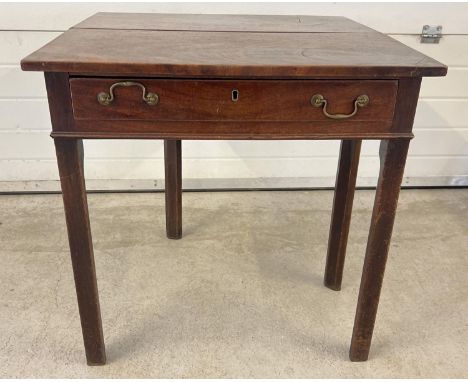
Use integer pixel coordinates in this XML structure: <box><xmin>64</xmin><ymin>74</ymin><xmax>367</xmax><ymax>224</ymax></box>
<box><xmin>164</xmin><ymin>140</ymin><xmax>182</xmax><ymax>239</ymax></box>
<box><xmin>54</xmin><ymin>139</ymin><xmax>106</xmax><ymax>365</ymax></box>
<box><xmin>324</xmin><ymin>139</ymin><xmax>361</xmax><ymax>290</ymax></box>
<box><xmin>349</xmin><ymin>139</ymin><xmax>410</xmax><ymax>361</ymax></box>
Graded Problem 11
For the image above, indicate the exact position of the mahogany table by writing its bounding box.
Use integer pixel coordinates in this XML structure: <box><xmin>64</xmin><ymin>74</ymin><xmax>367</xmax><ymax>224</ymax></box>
<box><xmin>21</xmin><ymin>13</ymin><xmax>447</xmax><ymax>365</ymax></box>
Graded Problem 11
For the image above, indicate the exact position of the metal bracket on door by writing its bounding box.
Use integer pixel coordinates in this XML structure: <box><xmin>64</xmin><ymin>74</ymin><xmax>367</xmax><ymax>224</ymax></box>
<box><xmin>420</xmin><ymin>25</ymin><xmax>442</xmax><ymax>44</ymax></box>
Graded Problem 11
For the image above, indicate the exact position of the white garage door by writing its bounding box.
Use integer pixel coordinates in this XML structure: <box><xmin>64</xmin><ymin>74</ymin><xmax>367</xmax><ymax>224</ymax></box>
<box><xmin>1</xmin><ymin>3</ymin><xmax>467</xmax><ymax>191</ymax></box>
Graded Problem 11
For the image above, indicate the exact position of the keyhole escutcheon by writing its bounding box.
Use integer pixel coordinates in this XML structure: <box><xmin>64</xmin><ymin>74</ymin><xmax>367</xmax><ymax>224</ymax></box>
<box><xmin>231</xmin><ymin>89</ymin><xmax>239</xmax><ymax>102</ymax></box>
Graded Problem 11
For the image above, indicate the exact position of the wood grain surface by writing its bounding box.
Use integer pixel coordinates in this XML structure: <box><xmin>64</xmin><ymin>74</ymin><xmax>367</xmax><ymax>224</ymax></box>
<box><xmin>70</xmin><ymin>78</ymin><xmax>397</xmax><ymax>121</ymax></box>
<box><xmin>21</xmin><ymin>13</ymin><xmax>447</xmax><ymax>77</ymax></box>
<box><xmin>349</xmin><ymin>139</ymin><xmax>411</xmax><ymax>361</ymax></box>
<box><xmin>51</xmin><ymin>120</ymin><xmax>404</xmax><ymax>140</ymax></box>
<box><xmin>73</xmin><ymin>12</ymin><xmax>376</xmax><ymax>33</ymax></box>
<box><xmin>324</xmin><ymin>139</ymin><xmax>361</xmax><ymax>291</ymax></box>
<box><xmin>54</xmin><ymin>139</ymin><xmax>107</xmax><ymax>366</ymax></box>
<box><xmin>164</xmin><ymin>139</ymin><xmax>182</xmax><ymax>239</ymax></box>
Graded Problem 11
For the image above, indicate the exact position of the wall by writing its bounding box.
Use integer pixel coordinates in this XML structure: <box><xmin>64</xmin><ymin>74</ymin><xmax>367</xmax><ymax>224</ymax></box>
<box><xmin>1</xmin><ymin>3</ymin><xmax>467</xmax><ymax>191</ymax></box>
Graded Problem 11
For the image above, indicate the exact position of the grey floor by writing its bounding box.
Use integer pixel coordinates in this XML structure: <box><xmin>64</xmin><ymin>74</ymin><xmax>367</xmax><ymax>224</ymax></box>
<box><xmin>0</xmin><ymin>189</ymin><xmax>467</xmax><ymax>378</ymax></box>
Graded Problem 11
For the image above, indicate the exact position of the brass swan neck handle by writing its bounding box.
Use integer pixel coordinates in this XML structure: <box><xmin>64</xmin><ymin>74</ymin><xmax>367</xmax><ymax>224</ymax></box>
<box><xmin>311</xmin><ymin>94</ymin><xmax>369</xmax><ymax>120</ymax></box>
<box><xmin>97</xmin><ymin>81</ymin><xmax>159</xmax><ymax>106</ymax></box>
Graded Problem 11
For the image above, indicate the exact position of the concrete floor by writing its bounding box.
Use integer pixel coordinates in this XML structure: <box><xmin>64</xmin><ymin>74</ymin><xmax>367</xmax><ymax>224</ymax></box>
<box><xmin>0</xmin><ymin>189</ymin><xmax>467</xmax><ymax>378</ymax></box>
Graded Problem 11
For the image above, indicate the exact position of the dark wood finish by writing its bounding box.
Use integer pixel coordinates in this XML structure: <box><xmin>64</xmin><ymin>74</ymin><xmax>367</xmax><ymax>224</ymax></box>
<box><xmin>164</xmin><ymin>140</ymin><xmax>182</xmax><ymax>239</ymax></box>
<box><xmin>347</xmin><ymin>77</ymin><xmax>420</xmax><ymax>360</ymax></box>
<box><xmin>54</xmin><ymin>139</ymin><xmax>106</xmax><ymax>366</ymax></box>
<box><xmin>45</xmin><ymin>72</ymin><xmax>75</xmax><ymax>132</ymax></box>
<box><xmin>53</xmin><ymin>120</ymin><xmax>405</xmax><ymax>140</ymax></box>
<box><xmin>46</xmin><ymin>71</ymin><xmax>105</xmax><ymax>365</ymax></box>
<box><xmin>324</xmin><ymin>139</ymin><xmax>361</xmax><ymax>291</ymax></box>
<box><xmin>70</xmin><ymin>78</ymin><xmax>397</xmax><ymax>122</ymax></box>
<box><xmin>21</xmin><ymin>14</ymin><xmax>446</xmax><ymax>78</ymax></box>
<box><xmin>350</xmin><ymin>139</ymin><xmax>410</xmax><ymax>361</ymax></box>
<box><xmin>59</xmin><ymin>77</ymin><xmax>401</xmax><ymax>140</ymax></box>
<box><xmin>22</xmin><ymin>12</ymin><xmax>447</xmax><ymax>364</ymax></box>
<box><xmin>73</xmin><ymin>12</ymin><xmax>376</xmax><ymax>33</ymax></box>
<box><xmin>391</xmin><ymin>78</ymin><xmax>423</xmax><ymax>134</ymax></box>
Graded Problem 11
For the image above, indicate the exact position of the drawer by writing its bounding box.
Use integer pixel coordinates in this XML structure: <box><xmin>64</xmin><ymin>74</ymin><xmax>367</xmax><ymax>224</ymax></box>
<box><xmin>70</xmin><ymin>78</ymin><xmax>397</xmax><ymax>122</ymax></box>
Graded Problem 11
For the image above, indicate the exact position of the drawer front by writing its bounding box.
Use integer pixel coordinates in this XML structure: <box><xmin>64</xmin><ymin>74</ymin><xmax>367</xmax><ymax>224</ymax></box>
<box><xmin>70</xmin><ymin>78</ymin><xmax>397</xmax><ymax>122</ymax></box>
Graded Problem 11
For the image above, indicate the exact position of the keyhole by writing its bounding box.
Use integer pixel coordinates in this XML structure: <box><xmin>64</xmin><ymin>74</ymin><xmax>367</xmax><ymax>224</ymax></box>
<box><xmin>231</xmin><ymin>89</ymin><xmax>239</xmax><ymax>102</ymax></box>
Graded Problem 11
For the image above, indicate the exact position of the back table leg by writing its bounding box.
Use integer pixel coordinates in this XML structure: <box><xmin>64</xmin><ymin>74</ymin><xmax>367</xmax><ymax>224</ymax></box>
<box><xmin>164</xmin><ymin>140</ymin><xmax>182</xmax><ymax>239</ymax></box>
<box><xmin>324</xmin><ymin>139</ymin><xmax>362</xmax><ymax>291</ymax></box>
<box><xmin>349</xmin><ymin>139</ymin><xmax>410</xmax><ymax>361</ymax></box>
<box><xmin>54</xmin><ymin>139</ymin><xmax>106</xmax><ymax>365</ymax></box>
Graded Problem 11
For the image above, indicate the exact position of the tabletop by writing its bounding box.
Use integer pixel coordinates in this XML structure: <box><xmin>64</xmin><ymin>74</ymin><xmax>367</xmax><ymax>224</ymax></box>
<box><xmin>21</xmin><ymin>12</ymin><xmax>447</xmax><ymax>78</ymax></box>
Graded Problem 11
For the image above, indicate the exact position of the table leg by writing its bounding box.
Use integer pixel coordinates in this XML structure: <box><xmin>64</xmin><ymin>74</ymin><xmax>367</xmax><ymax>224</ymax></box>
<box><xmin>324</xmin><ymin>139</ymin><xmax>361</xmax><ymax>291</ymax></box>
<box><xmin>349</xmin><ymin>139</ymin><xmax>410</xmax><ymax>361</ymax></box>
<box><xmin>54</xmin><ymin>139</ymin><xmax>106</xmax><ymax>366</ymax></box>
<box><xmin>164</xmin><ymin>139</ymin><xmax>182</xmax><ymax>239</ymax></box>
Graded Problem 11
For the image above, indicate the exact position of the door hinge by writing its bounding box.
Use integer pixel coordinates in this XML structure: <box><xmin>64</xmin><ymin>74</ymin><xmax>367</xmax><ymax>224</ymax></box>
<box><xmin>420</xmin><ymin>25</ymin><xmax>442</xmax><ymax>44</ymax></box>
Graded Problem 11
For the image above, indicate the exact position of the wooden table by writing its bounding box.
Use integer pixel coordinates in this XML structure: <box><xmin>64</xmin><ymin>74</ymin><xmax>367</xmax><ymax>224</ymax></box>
<box><xmin>21</xmin><ymin>13</ymin><xmax>447</xmax><ymax>365</ymax></box>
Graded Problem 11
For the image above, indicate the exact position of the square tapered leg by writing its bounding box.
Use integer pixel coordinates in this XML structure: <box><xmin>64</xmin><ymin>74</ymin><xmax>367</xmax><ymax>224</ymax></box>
<box><xmin>349</xmin><ymin>139</ymin><xmax>410</xmax><ymax>361</ymax></box>
<box><xmin>164</xmin><ymin>139</ymin><xmax>182</xmax><ymax>239</ymax></box>
<box><xmin>324</xmin><ymin>139</ymin><xmax>361</xmax><ymax>290</ymax></box>
<box><xmin>55</xmin><ymin>139</ymin><xmax>106</xmax><ymax>365</ymax></box>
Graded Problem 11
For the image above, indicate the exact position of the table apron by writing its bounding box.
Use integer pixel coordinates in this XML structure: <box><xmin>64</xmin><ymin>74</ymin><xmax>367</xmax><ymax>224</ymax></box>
<box><xmin>50</xmin><ymin>120</ymin><xmax>412</xmax><ymax>140</ymax></box>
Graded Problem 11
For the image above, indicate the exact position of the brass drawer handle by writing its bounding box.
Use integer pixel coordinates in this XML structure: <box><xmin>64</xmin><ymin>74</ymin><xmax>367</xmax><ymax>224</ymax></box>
<box><xmin>311</xmin><ymin>94</ymin><xmax>369</xmax><ymax>119</ymax></box>
<box><xmin>97</xmin><ymin>81</ymin><xmax>159</xmax><ymax>106</ymax></box>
